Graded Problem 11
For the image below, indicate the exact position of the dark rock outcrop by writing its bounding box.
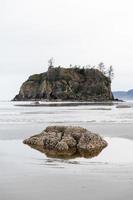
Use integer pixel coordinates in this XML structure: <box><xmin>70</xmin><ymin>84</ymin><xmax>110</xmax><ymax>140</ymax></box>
<box><xmin>14</xmin><ymin>67</ymin><xmax>114</xmax><ymax>101</ymax></box>
<box><xmin>23</xmin><ymin>126</ymin><xmax>108</xmax><ymax>159</ymax></box>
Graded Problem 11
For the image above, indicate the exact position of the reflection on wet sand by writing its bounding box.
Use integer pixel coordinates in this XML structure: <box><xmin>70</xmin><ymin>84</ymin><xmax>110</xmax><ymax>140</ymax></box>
<box><xmin>27</xmin><ymin>144</ymin><xmax>104</xmax><ymax>159</ymax></box>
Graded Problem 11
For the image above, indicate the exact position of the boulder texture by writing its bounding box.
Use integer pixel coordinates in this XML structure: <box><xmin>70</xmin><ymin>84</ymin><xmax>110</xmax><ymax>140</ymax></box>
<box><xmin>23</xmin><ymin>126</ymin><xmax>108</xmax><ymax>159</ymax></box>
<box><xmin>14</xmin><ymin>67</ymin><xmax>114</xmax><ymax>101</ymax></box>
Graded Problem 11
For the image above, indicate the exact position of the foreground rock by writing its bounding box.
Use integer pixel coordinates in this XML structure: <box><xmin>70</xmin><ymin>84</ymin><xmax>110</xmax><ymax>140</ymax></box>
<box><xmin>23</xmin><ymin>126</ymin><xmax>108</xmax><ymax>159</ymax></box>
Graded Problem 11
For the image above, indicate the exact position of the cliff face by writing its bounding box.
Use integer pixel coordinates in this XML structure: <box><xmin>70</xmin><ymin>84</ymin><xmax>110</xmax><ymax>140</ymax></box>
<box><xmin>13</xmin><ymin>67</ymin><xmax>114</xmax><ymax>101</ymax></box>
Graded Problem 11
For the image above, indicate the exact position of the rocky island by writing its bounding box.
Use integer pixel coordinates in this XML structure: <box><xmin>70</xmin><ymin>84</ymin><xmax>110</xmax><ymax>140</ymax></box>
<box><xmin>23</xmin><ymin>126</ymin><xmax>108</xmax><ymax>159</ymax></box>
<box><xmin>13</xmin><ymin>66</ymin><xmax>114</xmax><ymax>101</ymax></box>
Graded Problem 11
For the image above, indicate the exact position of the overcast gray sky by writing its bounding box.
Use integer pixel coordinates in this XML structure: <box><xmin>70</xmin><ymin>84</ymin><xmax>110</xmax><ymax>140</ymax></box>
<box><xmin>0</xmin><ymin>0</ymin><xmax>133</xmax><ymax>100</ymax></box>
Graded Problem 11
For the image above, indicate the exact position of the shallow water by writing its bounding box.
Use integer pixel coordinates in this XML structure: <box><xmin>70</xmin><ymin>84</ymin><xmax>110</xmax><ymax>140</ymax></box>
<box><xmin>0</xmin><ymin>101</ymin><xmax>133</xmax><ymax>126</ymax></box>
<box><xmin>0</xmin><ymin>101</ymin><xmax>133</xmax><ymax>140</ymax></box>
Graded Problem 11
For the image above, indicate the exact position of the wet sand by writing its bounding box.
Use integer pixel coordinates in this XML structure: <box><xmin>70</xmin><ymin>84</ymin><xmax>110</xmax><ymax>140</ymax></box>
<box><xmin>0</xmin><ymin>102</ymin><xmax>133</xmax><ymax>200</ymax></box>
<box><xmin>0</xmin><ymin>122</ymin><xmax>133</xmax><ymax>140</ymax></box>
<box><xmin>0</xmin><ymin>136</ymin><xmax>133</xmax><ymax>200</ymax></box>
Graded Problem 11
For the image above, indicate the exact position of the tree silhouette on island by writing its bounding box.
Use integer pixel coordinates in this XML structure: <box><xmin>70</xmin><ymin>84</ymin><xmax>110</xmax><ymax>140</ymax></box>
<box><xmin>13</xmin><ymin>59</ymin><xmax>114</xmax><ymax>101</ymax></box>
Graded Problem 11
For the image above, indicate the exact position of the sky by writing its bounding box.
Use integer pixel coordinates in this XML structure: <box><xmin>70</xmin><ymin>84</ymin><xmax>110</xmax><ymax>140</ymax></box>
<box><xmin>0</xmin><ymin>0</ymin><xmax>133</xmax><ymax>100</ymax></box>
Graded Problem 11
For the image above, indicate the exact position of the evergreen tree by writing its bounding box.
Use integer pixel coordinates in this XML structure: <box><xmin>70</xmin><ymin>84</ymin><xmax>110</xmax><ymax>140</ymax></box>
<box><xmin>98</xmin><ymin>62</ymin><xmax>106</xmax><ymax>75</ymax></box>
<box><xmin>108</xmin><ymin>65</ymin><xmax>114</xmax><ymax>80</ymax></box>
<box><xmin>48</xmin><ymin>57</ymin><xmax>54</xmax><ymax>68</ymax></box>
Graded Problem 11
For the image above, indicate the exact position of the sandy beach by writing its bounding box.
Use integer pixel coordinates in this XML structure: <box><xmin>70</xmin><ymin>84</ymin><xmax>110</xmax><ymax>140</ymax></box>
<box><xmin>0</xmin><ymin>102</ymin><xmax>133</xmax><ymax>200</ymax></box>
<box><xmin>0</xmin><ymin>137</ymin><xmax>133</xmax><ymax>200</ymax></box>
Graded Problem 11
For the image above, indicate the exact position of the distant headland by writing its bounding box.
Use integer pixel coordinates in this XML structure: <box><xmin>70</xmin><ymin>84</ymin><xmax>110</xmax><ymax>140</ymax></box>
<box><xmin>113</xmin><ymin>89</ymin><xmax>133</xmax><ymax>100</ymax></box>
<box><xmin>13</xmin><ymin>63</ymin><xmax>114</xmax><ymax>101</ymax></box>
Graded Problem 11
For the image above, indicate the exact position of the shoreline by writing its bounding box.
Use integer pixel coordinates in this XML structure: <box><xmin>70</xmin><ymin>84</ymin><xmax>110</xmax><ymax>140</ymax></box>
<box><xmin>13</xmin><ymin>100</ymin><xmax>125</xmax><ymax>107</ymax></box>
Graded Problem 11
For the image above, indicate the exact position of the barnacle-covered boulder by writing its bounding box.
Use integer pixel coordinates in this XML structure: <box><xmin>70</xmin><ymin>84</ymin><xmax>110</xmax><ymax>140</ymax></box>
<box><xmin>23</xmin><ymin>126</ymin><xmax>108</xmax><ymax>159</ymax></box>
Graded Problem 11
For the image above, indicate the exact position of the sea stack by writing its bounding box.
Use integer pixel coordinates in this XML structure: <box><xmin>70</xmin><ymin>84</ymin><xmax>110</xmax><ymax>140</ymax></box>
<box><xmin>13</xmin><ymin>67</ymin><xmax>114</xmax><ymax>101</ymax></box>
